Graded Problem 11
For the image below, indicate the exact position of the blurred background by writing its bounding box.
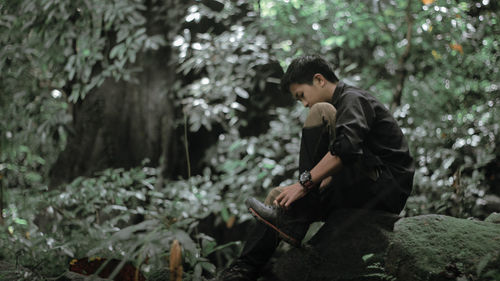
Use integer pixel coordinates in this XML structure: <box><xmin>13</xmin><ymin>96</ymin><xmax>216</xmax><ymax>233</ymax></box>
<box><xmin>1</xmin><ymin>0</ymin><xmax>499</xmax><ymax>279</ymax></box>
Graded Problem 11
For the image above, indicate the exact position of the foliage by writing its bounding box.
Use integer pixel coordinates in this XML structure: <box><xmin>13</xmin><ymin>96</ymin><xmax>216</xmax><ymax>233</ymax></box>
<box><xmin>172</xmin><ymin>0</ymin><xmax>307</xmax><ymax>208</ymax></box>
<box><xmin>395</xmin><ymin>0</ymin><xmax>500</xmax><ymax>218</ymax></box>
<box><xmin>0</xmin><ymin>0</ymin><xmax>169</xmax><ymax>192</ymax></box>
<box><xmin>176</xmin><ymin>24</ymin><xmax>270</xmax><ymax>132</ymax></box>
<box><xmin>0</xmin><ymin>93</ymin><xmax>70</xmax><ymax>191</ymax></box>
<box><xmin>0</xmin><ymin>0</ymin><xmax>302</xmax><ymax>278</ymax></box>
<box><xmin>1</xmin><ymin>0</ymin><xmax>167</xmax><ymax>102</ymax></box>
<box><xmin>403</xmin><ymin>98</ymin><xmax>499</xmax><ymax>218</ymax></box>
<box><xmin>1</xmin><ymin>0</ymin><xmax>500</xmax><ymax>278</ymax></box>
<box><xmin>0</xmin><ymin>166</ymin><xmax>241</xmax><ymax>280</ymax></box>
<box><xmin>362</xmin><ymin>253</ymin><xmax>397</xmax><ymax>281</ymax></box>
<box><xmin>476</xmin><ymin>252</ymin><xmax>500</xmax><ymax>281</ymax></box>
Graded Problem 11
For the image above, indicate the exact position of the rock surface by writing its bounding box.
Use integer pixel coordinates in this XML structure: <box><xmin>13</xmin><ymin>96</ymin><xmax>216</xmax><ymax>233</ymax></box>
<box><xmin>485</xmin><ymin>212</ymin><xmax>500</xmax><ymax>224</ymax></box>
<box><xmin>386</xmin><ymin>214</ymin><xmax>500</xmax><ymax>281</ymax></box>
<box><xmin>268</xmin><ymin>210</ymin><xmax>500</xmax><ymax>281</ymax></box>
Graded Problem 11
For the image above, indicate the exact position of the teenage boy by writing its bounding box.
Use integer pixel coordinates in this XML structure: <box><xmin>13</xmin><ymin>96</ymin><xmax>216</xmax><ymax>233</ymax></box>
<box><xmin>219</xmin><ymin>55</ymin><xmax>414</xmax><ymax>281</ymax></box>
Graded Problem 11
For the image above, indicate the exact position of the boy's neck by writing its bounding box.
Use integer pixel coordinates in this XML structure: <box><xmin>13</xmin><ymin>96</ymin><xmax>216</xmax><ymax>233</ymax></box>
<box><xmin>325</xmin><ymin>82</ymin><xmax>337</xmax><ymax>100</ymax></box>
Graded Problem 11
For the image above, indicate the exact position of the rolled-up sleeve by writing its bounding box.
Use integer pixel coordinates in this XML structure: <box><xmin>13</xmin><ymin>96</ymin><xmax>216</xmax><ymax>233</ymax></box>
<box><xmin>329</xmin><ymin>93</ymin><xmax>375</xmax><ymax>164</ymax></box>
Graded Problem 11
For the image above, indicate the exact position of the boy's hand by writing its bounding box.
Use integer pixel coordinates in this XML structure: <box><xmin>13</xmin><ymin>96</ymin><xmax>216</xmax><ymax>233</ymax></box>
<box><xmin>274</xmin><ymin>182</ymin><xmax>307</xmax><ymax>208</ymax></box>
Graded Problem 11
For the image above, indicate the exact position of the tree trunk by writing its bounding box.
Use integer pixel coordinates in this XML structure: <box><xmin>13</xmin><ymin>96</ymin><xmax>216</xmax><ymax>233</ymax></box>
<box><xmin>49</xmin><ymin>1</ymin><xmax>186</xmax><ymax>187</ymax></box>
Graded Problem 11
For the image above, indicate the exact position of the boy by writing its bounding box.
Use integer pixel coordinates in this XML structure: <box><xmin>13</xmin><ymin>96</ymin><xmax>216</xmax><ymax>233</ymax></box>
<box><xmin>219</xmin><ymin>55</ymin><xmax>414</xmax><ymax>281</ymax></box>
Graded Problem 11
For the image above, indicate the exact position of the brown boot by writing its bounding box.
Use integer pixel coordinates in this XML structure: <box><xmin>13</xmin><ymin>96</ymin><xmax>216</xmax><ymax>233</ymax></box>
<box><xmin>245</xmin><ymin>197</ymin><xmax>310</xmax><ymax>247</ymax></box>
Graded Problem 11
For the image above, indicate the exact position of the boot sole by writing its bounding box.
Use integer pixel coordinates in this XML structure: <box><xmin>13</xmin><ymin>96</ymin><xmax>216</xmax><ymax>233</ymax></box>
<box><xmin>248</xmin><ymin>207</ymin><xmax>300</xmax><ymax>247</ymax></box>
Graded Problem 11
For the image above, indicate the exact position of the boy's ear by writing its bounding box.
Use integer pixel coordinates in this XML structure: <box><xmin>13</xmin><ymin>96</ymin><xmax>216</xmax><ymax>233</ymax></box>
<box><xmin>313</xmin><ymin>73</ymin><xmax>326</xmax><ymax>87</ymax></box>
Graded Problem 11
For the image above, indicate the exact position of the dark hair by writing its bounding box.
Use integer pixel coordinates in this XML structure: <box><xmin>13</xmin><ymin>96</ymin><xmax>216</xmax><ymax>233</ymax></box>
<box><xmin>280</xmin><ymin>55</ymin><xmax>339</xmax><ymax>94</ymax></box>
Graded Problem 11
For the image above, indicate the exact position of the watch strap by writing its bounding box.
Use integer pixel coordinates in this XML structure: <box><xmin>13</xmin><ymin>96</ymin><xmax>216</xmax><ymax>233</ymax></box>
<box><xmin>299</xmin><ymin>171</ymin><xmax>314</xmax><ymax>191</ymax></box>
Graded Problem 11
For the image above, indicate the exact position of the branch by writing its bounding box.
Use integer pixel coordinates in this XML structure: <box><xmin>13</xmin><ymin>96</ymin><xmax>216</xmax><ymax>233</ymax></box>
<box><xmin>375</xmin><ymin>0</ymin><xmax>399</xmax><ymax>56</ymax></box>
<box><xmin>391</xmin><ymin>0</ymin><xmax>414</xmax><ymax>111</ymax></box>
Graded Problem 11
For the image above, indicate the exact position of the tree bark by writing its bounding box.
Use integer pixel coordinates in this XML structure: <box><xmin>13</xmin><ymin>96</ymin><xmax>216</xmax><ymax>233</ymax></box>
<box><xmin>48</xmin><ymin>0</ymin><xmax>288</xmax><ymax>186</ymax></box>
<box><xmin>49</xmin><ymin>1</ymin><xmax>186</xmax><ymax>186</ymax></box>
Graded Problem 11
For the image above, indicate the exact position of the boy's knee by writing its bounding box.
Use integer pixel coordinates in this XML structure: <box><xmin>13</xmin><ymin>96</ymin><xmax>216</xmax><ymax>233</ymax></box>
<box><xmin>304</xmin><ymin>102</ymin><xmax>337</xmax><ymax>128</ymax></box>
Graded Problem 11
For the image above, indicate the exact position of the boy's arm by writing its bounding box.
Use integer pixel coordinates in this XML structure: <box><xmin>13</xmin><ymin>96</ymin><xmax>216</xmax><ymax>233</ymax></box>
<box><xmin>311</xmin><ymin>152</ymin><xmax>343</xmax><ymax>186</ymax></box>
<box><xmin>274</xmin><ymin>152</ymin><xmax>343</xmax><ymax>208</ymax></box>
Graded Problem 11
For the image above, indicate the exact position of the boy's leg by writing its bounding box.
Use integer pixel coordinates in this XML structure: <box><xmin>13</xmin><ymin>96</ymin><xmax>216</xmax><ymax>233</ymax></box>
<box><xmin>295</xmin><ymin>102</ymin><xmax>337</xmax><ymax>219</ymax></box>
<box><xmin>218</xmin><ymin>188</ymin><xmax>282</xmax><ymax>281</ymax></box>
<box><xmin>245</xmin><ymin>103</ymin><xmax>336</xmax><ymax>245</ymax></box>
<box><xmin>240</xmin><ymin>187</ymin><xmax>283</xmax><ymax>264</ymax></box>
<box><xmin>299</xmin><ymin>102</ymin><xmax>336</xmax><ymax>174</ymax></box>
<box><xmin>221</xmin><ymin>103</ymin><xmax>339</xmax><ymax>280</ymax></box>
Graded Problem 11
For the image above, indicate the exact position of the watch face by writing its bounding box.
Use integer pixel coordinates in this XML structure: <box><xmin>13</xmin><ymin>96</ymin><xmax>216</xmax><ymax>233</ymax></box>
<box><xmin>300</xmin><ymin>171</ymin><xmax>311</xmax><ymax>182</ymax></box>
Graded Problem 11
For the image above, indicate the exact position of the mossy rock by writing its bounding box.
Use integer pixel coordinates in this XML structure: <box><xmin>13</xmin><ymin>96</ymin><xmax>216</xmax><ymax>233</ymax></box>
<box><xmin>484</xmin><ymin>212</ymin><xmax>500</xmax><ymax>224</ymax></box>
<box><xmin>385</xmin><ymin>215</ymin><xmax>500</xmax><ymax>281</ymax></box>
<box><xmin>268</xmin><ymin>211</ymin><xmax>500</xmax><ymax>281</ymax></box>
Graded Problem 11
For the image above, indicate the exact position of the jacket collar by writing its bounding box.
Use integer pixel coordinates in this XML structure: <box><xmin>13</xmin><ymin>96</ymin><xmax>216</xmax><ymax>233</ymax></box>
<box><xmin>331</xmin><ymin>80</ymin><xmax>345</xmax><ymax>106</ymax></box>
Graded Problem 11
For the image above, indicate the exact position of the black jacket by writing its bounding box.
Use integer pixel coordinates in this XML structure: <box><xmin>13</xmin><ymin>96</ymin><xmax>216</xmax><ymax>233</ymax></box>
<box><xmin>329</xmin><ymin>81</ymin><xmax>415</xmax><ymax>194</ymax></box>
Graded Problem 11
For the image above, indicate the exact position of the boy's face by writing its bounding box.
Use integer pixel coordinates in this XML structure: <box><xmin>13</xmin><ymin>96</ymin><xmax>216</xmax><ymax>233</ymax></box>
<box><xmin>289</xmin><ymin>76</ymin><xmax>329</xmax><ymax>108</ymax></box>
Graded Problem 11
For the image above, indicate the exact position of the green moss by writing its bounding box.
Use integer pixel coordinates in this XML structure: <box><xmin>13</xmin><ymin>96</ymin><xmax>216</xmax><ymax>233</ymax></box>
<box><xmin>485</xmin><ymin>213</ymin><xmax>500</xmax><ymax>224</ymax></box>
<box><xmin>391</xmin><ymin>215</ymin><xmax>500</xmax><ymax>279</ymax></box>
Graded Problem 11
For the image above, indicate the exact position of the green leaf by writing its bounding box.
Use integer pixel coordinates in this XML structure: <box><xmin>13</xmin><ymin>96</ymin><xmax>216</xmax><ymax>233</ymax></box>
<box><xmin>172</xmin><ymin>229</ymin><xmax>198</xmax><ymax>255</ymax></box>
<box><xmin>19</xmin><ymin>145</ymin><xmax>29</xmax><ymax>153</ymax></box>
<box><xmin>221</xmin><ymin>206</ymin><xmax>230</xmax><ymax>222</ymax></box>
<box><xmin>134</xmin><ymin>27</ymin><xmax>146</xmax><ymax>37</ymax></box>
<box><xmin>257</xmin><ymin>171</ymin><xmax>267</xmax><ymax>179</ymax></box>
<box><xmin>263</xmin><ymin>163</ymin><xmax>274</xmax><ymax>169</ymax></box>
<box><xmin>200</xmin><ymin>261</ymin><xmax>216</xmax><ymax>274</ymax></box>
<box><xmin>111</xmin><ymin>219</ymin><xmax>157</xmax><ymax>240</ymax></box>
<box><xmin>362</xmin><ymin>253</ymin><xmax>375</xmax><ymax>263</ymax></box>
<box><xmin>194</xmin><ymin>263</ymin><xmax>203</xmax><ymax>279</ymax></box>
<box><xmin>14</xmin><ymin>218</ymin><xmax>27</xmax><ymax>225</ymax></box>
<box><xmin>229</xmin><ymin>140</ymin><xmax>242</xmax><ymax>151</ymax></box>
<box><xmin>33</xmin><ymin>156</ymin><xmax>46</xmax><ymax>165</ymax></box>
<box><xmin>203</xmin><ymin>241</ymin><xmax>239</xmax><ymax>256</ymax></box>
<box><xmin>109</xmin><ymin>44</ymin><xmax>125</xmax><ymax>59</ymax></box>
<box><xmin>458</xmin><ymin>2</ymin><xmax>469</xmax><ymax>11</ymax></box>
<box><xmin>235</xmin><ymin>87</ymin><xmax>249</xmax><ymax>99</ymax></box>
<box><xmin>134</xmin><ymin>191</ymin><xmax>146</xmax><ymax>201</ymax></box>
<box><xmin>25</xmin><ymin>172</ymin><xmax>42</xmax><ymax>183</ymax></box>
<box><xmin>323</xmin><ymin>36</ymin><xmax>346</xmax><ymax>47</ymax></box>
<box><xmin>201</xmin><ymin>240</ymin><xmax>216</xmax><ymax>257</ymax></box>
<box><xmin>117</xmin><ymin>28</ymin><xmax>129</xmax><ymax>43</ymax></box>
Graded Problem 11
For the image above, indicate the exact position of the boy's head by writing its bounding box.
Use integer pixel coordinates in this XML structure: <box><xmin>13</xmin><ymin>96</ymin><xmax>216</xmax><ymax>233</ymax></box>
<box><xmin>281</xmin><ymin>55</ymin><xmax>339</xmax><ymax>108</ymax></box>
<box><xmin>280</xmin><ymin>55</ymin><xmax>338</xmax><ymax>95</ymax></box>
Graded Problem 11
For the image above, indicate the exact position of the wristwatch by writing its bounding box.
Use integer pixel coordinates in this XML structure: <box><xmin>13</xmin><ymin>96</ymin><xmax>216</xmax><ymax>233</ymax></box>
<box><xmin>299</xmin><ymin>170</ymin><xmax>314</xmax><ymax>191</ymax></box>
